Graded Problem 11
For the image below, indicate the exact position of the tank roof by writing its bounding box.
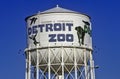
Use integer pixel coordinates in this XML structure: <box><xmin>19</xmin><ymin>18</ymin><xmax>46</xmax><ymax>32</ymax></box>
<box><xmin>25</xmin><ymin>5</ymin><xmax>90</xmax><ymax>21</ymax></box>
<box><xmin>40</xmin><ymin>5</ymin><xmax>78</xmax><ymax>14</ymax></box>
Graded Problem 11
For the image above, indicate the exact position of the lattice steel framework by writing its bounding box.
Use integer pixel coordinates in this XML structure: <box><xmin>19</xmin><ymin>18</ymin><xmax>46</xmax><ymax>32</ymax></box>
<box><xmin>25</xmin><ymin>45</ymin><xmax>95</xmax><ymax>79</ymax></box>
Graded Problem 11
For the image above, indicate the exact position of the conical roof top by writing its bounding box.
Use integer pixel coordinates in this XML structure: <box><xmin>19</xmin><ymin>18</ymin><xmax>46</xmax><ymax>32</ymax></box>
<box><xmin>40</xmin><ymin>5</ymin><xmax>78</xmax><ymax>14</ymax></box>
<box><xmin>25</xmin><ymin>5</ymin><xmax>90</xmax><ymax>21</ymax></box>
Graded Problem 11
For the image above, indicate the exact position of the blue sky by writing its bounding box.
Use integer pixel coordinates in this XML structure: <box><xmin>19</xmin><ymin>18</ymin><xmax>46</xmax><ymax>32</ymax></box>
<box><xmin>0</xmin><ymin>0</ymin><xmax>120</xmax><ymax>79</ymax></box>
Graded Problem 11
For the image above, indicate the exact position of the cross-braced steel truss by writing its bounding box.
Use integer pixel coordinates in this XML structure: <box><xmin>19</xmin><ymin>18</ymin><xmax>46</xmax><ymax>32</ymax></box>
<box><xmin>25</xmin><ymin>46</ymin><xmax>95</xmax><ymax>79</ymax></box>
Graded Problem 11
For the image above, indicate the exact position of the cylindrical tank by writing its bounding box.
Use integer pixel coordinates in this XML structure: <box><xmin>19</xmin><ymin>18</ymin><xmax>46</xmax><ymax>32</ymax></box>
<box><xmin>25</xmin><ymin>6</ymin><xmax>92</xmax><ymax>73</ymax></box>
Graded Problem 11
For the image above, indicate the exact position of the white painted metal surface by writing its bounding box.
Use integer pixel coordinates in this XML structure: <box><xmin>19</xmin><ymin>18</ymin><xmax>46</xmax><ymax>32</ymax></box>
<box><xmin>26</xmin><ymin>6</ymin><xmax>92</xmax><ymax>48</ymax></box>
<box><xmin>25</xmin><ymin>6</ymin><xmax>95</xmax><ymax>79</ymax></box>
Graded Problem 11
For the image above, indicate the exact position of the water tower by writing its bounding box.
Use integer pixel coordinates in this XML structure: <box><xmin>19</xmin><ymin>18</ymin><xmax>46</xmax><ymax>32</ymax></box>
<box><xmin>25</xmin><ymin>5</ymin><xmax>96</xmax><ymax>79</ymax></box>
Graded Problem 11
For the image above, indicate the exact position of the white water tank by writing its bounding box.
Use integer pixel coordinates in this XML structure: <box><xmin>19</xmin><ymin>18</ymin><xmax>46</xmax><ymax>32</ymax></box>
<box><xmin>25</xmin><ymin>6</ymin><xmax>92</xmax><ymax>73</ymax></box>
